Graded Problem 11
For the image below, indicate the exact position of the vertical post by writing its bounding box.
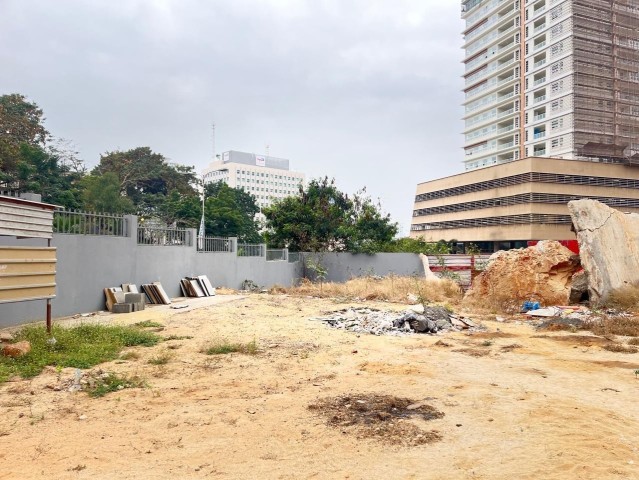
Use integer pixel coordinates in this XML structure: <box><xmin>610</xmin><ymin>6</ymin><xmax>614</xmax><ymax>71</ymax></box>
<box><xmin>229</xmin><ymin>237</ymin><xmax>238</xmax><ymax>254</ymax></box>
<box><xmin>262</xmin><ymin>244</ymin><xmax>268</xmax><ymax>259</ymax></box>
<box><xmin>47</xmin><ymin>237</ymin><xmax>52</xmax><ymax>335</ymax></box>
<box><xmin>283</xmin><ymin>248</ymin><xmax>288</xmax><ymax>262</ymax></box>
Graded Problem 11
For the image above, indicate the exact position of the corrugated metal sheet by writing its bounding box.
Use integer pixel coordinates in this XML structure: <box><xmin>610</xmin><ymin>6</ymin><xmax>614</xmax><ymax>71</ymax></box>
<box><xmin>0</xmin><ymin>246</ymin><xmax>56</xmax><ymax>303</ymax></box>
<box><xmin>0</xmin><ymin>196</ymin><xmax>56</xmax><ymax>239</ymax></box>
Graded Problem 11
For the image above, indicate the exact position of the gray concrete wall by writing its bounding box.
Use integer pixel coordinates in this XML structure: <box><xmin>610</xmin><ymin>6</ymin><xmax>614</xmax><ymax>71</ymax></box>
<box><xmin>0</xmin><ymin>216</ymin><xmax>303</xmax><ymax>327</ymax></box>
<box><xmin>302</xmin><ymin>252</ymin><xmax>424</xmax><ymax>283</ymax></box>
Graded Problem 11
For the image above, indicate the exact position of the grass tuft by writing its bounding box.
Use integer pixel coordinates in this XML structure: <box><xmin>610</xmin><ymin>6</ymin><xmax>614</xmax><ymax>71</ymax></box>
<box><xmin>86</xmin><ymin>373</ymin><xmax>146</xmax><ymax>398</ymax></box>
<box><xmin>602</xmin><ymin>343</ymin><xmax>638</xmax><ymax>354</ymax></box>
<box><xmin>582</xmin><ymin>317</ymin><xmax>639</xmax><ymax>337</ymax></box>
<box><xmin>134</xmin><ymin>320</ymin><xmax>164</xmax><ymax>328</ymax></box>
<box><xmin>163</xmin><ymin>335</ymin><xmax>193</xmax><ymax>341</ymax></box>
<box><xmin>147</xmin><ymin>352</ymin><xmax>172</xmax><ymax>365</ymax></box>
<box><xmin>202</xmin><ymin>340</ymin><xmax>258</xmax><ymax>356</ymax></box>
<box><xmin>0</xmin><ymin>324</ymin><xmax>160</xmax><ymax>384</ymax></box>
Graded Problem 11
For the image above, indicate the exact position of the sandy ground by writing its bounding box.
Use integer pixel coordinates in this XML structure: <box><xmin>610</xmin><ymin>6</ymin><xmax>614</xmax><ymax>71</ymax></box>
<box><xmin>1</xmin><ymin>294</ymin><xmax>639</xmax><ymax>480</ymax></box>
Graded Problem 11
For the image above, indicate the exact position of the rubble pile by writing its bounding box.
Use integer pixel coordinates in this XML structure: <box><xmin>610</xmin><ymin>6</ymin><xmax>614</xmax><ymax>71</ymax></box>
<box><xmin>310</xmin><ymin>307</ymin><xmax>477</xmax><ymax>336</ymax></box>
<box><xmin>464</xmin><ymin>240</ymin><xmax>581</xmax><ymax>308</ymax></box>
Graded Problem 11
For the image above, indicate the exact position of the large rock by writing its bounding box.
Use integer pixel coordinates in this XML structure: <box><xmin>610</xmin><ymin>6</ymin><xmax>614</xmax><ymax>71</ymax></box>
<box><xmin>568</xmin><ymin>199</ymin><xmax>639</xmax><ymax>304</ymax></box>
<box><xmin>464</xmin><ymin>240</ymin><xmax>580</xmax><ymax>309</ymax></box>
<box><xmin>419</xmin><ymin>253</ymin><xmax>441</xmax><ymax>281</ymax></box>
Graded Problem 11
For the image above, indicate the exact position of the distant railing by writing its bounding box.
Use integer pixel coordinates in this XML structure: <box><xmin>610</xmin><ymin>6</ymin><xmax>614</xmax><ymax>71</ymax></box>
<box><xmin>54</xmin><ymin>209</ymin><xmax>128</xmax><ymax>237</ymax></box>
<box><xmin>288</xmin><ymin>252</ymin><xmax>301</xmax><ymax>263</ymax></box>
<box><xmin>266</xmin><ymin>249</ymin><xmax>286</xmax><ymax>261</ymax></box>
<box><xmin>198</xmin><ymin>236</ymin><xmax>233</xmax><ymax>253</ymax></box>
<box><xmin>237</xmin><ymin>244</ymin><xmax>264</xmax><ymax>257</ymax></box>
<box><xmin>137</xmin><ymin>226</ymin><xmax>191</xmax><ymax>246</ymax></box>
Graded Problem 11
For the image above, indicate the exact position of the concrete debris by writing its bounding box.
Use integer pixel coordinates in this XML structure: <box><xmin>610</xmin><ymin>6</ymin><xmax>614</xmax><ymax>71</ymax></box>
<box><xmin>464</xmin><ymin>240</ymin><xmax>581</xmax><ymax>309</ymax></box>
<box><xmin>419</xmin><ymin>253</ymin><xmax>441</xmax><ymax>281</ymax></box>
<box><xmin>568</xmin><ymin>199</ymin><xmax>639</xmax><ymax>304</ymax></box>
<box><xmin>310</xmin><ymin>307</ymin><xmax>478</xmax><ymax>336</ymax></box>
<box><xmin>1</xmin><ymin>340</ymin><xmax>31</xmax><ymax>358</ymax></box>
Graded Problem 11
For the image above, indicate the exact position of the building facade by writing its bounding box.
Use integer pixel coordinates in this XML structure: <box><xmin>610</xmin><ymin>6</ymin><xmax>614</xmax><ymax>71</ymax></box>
<box><xmin>411</xmin><ymin>157</ymin><xmax>639</xmax><ymax>251</ymax></box>
<box><xmin>462</xmin><ymin>0</ymin><xmax>639</xmax><ymax>171</ymax></box>
<box><xmin>202</xmin><ymin>150</ymin><xmax>305</xmax><ymax>210</ymax></box>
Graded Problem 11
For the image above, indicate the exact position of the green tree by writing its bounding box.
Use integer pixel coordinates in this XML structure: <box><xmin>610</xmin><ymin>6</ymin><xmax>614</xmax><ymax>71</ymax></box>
<box><xmin>158</xmin><ymin>189</ymin><xmax>202</xmax><ymax>228</ymax></box>
<box><xmin>204</xmin><ymin>182</ymin><xmax>261</xmax><ymax>242</ymax></box>
<box><xmin>80</xmin><ymin>172</ymin><xmax>134</xmax><ymax>213</ymax></box>
<box><xmin>380</xmin><ymin>237</ymin><xmax>452</xmax><ymax>254</ymax></box>
<box><xmin>263</xmin><ymin>177</ymin><xmax>397</xmax><ymax>253</ymax></box>
<box><xmin>93</xmin><ymin>147</ymin><xmax>198</xmax><ymax>214</ymax></box>
<box><xmin>0</xmin><ymin>94</ymin><xmax>49</xmax><ymax>183</ymax></box>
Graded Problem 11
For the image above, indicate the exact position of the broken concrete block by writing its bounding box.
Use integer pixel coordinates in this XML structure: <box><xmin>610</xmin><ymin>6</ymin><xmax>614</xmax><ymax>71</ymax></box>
<box><xmin>124</xmin><ymin>293</ymin><xmax>143</xmax><ymax>304</ymax></box>
<box><xmin>463</xmin><ymin>240</ymin><xmax>580</xmax><ymax>310</ymax></box>
<box><xmin>111</xmin><ymin>303</ymin><xmax>133</xmax><ymax>314</ymax></box>
<box><xmin>132</xmin><ymin>301</ymin><xmax>145</xmax><ymax>312</ymax></box>
<box><xmin>419</xmin><ymin>253</ymin><xmax>441</xmax><ymax>281</ymax></box>
<box><xmin>568</xmin><ymin>199</ymin><xmax>639</xmax><ymax>304</ymax></box>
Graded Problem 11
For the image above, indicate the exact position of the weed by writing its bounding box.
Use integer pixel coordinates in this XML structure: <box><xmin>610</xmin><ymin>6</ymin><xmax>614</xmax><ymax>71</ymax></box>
<box><xmin>604</xmin><ymin>286</ymin><xmax>639</xmax><ymax>310</ymax></box>
<box><xmin>602</xmin><ymin>343</ymin><xmax>638</xmax><ymax>354</ymax></box>
<box><xmin>86</xmin><ymin>373</ymin><xmax>146</xmax><ymax>398</ymax></box>
<box><xmin>0</xmin><ymin>324</ymin><xmax>159</xmax><ymax>384</ymax></box>
<box><xmin>68</xmin><ymin>465</ymin><xmax>87</xmax><ymax>472</ymax></box>
<box><xmin>163</xmin><ymin>335</ymin><xmax>193</xmax><ymax>341</ymax></box>
<box><xmin>147</xmin><ymin>352</ymin><xmax>172</xmax><ymax>365</ymax></box>
<box><xmin>634</xmin><ymin>369</ymin><xmax>639</xmax><ymax>379</ymax></box>
<box><xmin>134</xmin><ymin>320</ymin><xmax>164</xmax><ymax>328</ymax></box>
<box><xmin>481</xmin><ymin>340</ymin><xmax>493</xmax><ymax>347</ymax></box>
<box><xmin>202</xmin><ymin>339</ymin><xmax>258</xmax><ymax>356</ymax></box>
<box><xmin>119</xmin><ymin>351</ymin><xmax>140</xmax><ymax>361</ymax></box>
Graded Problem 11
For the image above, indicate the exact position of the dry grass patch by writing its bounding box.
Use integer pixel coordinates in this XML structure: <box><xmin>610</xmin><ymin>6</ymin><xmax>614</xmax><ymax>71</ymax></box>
<box><xmin>602</xmin><ymin>343</ymin><xmax>638</xmax><ymax>354</ymax></box>
<box><xmin>286</xmin><ymin>276</ymin><xmax>462</xmax><ymax>305</ymax></box>
<box><xmin>308</xmin><ymin>394</ymin><xmax>444</xmax><ymax>446</ymax></box>
<box><xmin>201</xmin><ymin>340</ymin><xmax>258</xmax><ymax>356</ymax></box>
<box><xmin>453</xmin><ymin>348</ymin><xmax>491</xmax><ymax>357</ymax></box>
<box><xmin>582</xmin><ymin>317</ymin><xmax>639</xmax><ymax>337</ymax></box>
<box><xmin>604</xmin><ymin>286</ymin><xmax>639</xmax><ymax>311</ymax></box>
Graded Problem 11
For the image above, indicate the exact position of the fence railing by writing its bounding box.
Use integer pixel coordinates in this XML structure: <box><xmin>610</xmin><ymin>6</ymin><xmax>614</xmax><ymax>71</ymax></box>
<box><xmin>198</xmin><ymin>236</ymin><xmax>233</xmax><ymax>253</ymax></box>
<box><xmin>266</xmin><ymin>249</ymin><xmax>286</xmax><ymax>261</ymax></box>
<box><xmin>137</xmin><ymin>226</ymin><xmax>192</xmax><ymax>246</ymax></box>
<box><xmin>237</xmin><ymin>244</ymin><xmax>264</xmax><ymax>257</ymax></box>
<box><xmin>287</xmin><ymin>252</ymin><xmax>301</xmax><ymax>263</ymax></box>
<box><xmin>54</xmin><ymin>209</ymin><xmax>128</xmax><ymax>237</ymax></box>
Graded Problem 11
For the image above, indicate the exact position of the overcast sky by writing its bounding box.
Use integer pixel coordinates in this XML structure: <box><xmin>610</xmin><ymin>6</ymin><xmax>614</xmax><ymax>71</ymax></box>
<box><xmin>0</xmin><ymin>0</ymin><xmax>464</xmax><ymax>234</ymax></box>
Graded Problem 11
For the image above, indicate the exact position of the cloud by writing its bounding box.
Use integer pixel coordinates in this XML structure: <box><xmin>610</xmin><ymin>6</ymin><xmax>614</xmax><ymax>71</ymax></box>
<box><xmin>0</xmin><ymin>0</ymin><xmax>464</xmax><ymax>233</ymax></box>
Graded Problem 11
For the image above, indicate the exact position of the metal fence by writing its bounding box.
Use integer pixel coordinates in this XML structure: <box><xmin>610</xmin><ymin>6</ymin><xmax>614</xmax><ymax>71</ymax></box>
<box><xmin>287</xmin><ymin>252</ymin><xmax>301</xmax><ymax>263</ymax></box>
<box><xmin>53</xmin><ymin>209</ymin><xmax>128</xmax><ymax>237</ymax></box>
<box><xmin>266</xmin><ymin>249</ymin><xmax>286</xmax><ymax>261</ymax></box>
<box><xmin>137</xmin><ymin>226</ymin><xmax>192</xmax><ymax>246</ymax></box>
<box><xmin>427</xmin><ymin>254</ymin><xmax>493</xmax><ymax>287</ymax></box>
<box><xmin>198</xmin><ymin>236</ymin><xmax>233</xmax><ymax>253</ymax></box>
<box><xmin>237</xmin><ymin>244</ymin><xmax>264</xmax><ymax>257</ymax></box>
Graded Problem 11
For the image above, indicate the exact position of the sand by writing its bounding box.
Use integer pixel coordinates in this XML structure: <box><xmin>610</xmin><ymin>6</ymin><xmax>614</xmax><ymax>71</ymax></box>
<box><xmin>1</xmin><ymin>294</ymin><xmax>638</xmax><ymax>480</ymax></box>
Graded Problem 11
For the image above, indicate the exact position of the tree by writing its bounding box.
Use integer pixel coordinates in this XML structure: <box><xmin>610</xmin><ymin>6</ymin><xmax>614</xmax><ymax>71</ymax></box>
<box><xmin>380</xmin><ymin>237</ymin><xmax>452</xmax><ymax>254</ymax></box>
<box><xmin>204</xmin><ymin>182</ymin><xmax>261</xmax><ymax>242</ymax></box>
<box><xmin>0</xmin><ymin>94</ymin><xmax>50</xmax><ymax>186</ymax></box>
<box><xmin>80</xmin><ymin>172</ymin><xmax>134</xmax><ymax>213</ymax></box>
<box><xmin>92</xmin><ymin>147</ymin><xmax>198</xmax><ymax>214</ymax></box>
<box><xmin>263</xmin><ymin>177</ymin><xmax>398</xmax><ymax>253</ymax></box>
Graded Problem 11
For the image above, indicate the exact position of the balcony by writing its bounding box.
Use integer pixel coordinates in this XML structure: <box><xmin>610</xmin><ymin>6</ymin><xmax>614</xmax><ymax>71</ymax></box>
<box><xmin>533</xmin><ymin>6</ymin><xmax>546</xmax><ymax>17</ymax></box>
<box><xmin>497</xmin><ymin>108</ymin><xmax>515</xmax><ymax>118</ymax></box>
<box><xmin>534</xmin><ymin>41</ymin><xmax>546</xmax><ymax>50</ymax></box>
<box><xmin>534</xmin><ymin>149</ymin><xmax>547</xmax><ymax>156</ymax></box>
<box><xmin>534</xmin><ymin>58</ymin><xmax>546</xmax><ymax>68</ymax></box>
<box><xmin>533</xmin><ymin>77</ymin><xmax>546</xmax><ymax>86</ymax></box>
<box><xmin>534</xmin><ymin>95</ymin><xmax>546</xmax><ymax>103</ymax></box>
<box><xmin>533</xmin><ymin>113</ymin><xmax>546</xmax><ymax>121</ymax></box>
<box><xmin>465</xmin><ymin>74</ymin><xmax>516</xmax><ymax>99</ymax></box>
<box><xmin>497</xmin><ymin>124</ymin><xmax>515</xmax><ymax>134</ymax></box>
<box><xmin>534</xmin><ymin>23</ymin><xmax>546</xmax><ymax>33</ymax></box>
<box><xmin>534</xmin><ymin>131</ymin><xmax>546</xmax><ymax>139</ymax></box>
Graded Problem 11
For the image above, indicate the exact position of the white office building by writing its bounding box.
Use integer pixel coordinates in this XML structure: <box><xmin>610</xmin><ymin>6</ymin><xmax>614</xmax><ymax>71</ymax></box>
<box><xmin>202</xmin><ymin>150</ymin><xmax>305</xmax><ymax>210</ymax></box>
<box><xmin>462</xmin><ymin>0</ymin><xmax>639</xmax><ymax>171</ymax></box>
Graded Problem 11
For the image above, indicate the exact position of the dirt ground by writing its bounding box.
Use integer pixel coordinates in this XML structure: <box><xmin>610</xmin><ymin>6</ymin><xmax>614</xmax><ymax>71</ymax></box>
<box><xmin>1</xmin><ymin>294</ymin><xmax>639</xmax><ymax>480</ymax></box>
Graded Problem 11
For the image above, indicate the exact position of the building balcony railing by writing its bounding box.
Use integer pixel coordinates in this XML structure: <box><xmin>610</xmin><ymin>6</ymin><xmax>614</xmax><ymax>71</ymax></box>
<box><xmin>534</xmin><ymin>95</ymin><xmax>547</xmax><ymax>103</ymax></box>
<box><xmin>533</xmin><ymin>77</ymin><xmax>547</xmax><ymax>86</ymax></box>
<box><xmin>533</xmin><ymin>6</ymin><xmax>546</xmax><ymax>17</ymax></box>
<box><xmin>533</xmin><ymin>59</ymin><xmax>546</xmax><ymax>68</ymax></box>
<box><xmin>534</xmin><ymin>131</ymin><xmax>547</xmax><ymax>139</ymax></box>
<box><xmin>466</xmin><ymin>24</ymin><xmax>517</xmax><ymax>55</ymax></box>
<box><xmin>534</xmin><ymin>41</ymin><xmax>546</xmax><ymax>50</ymax></box>
<box><xmin>534</xmin><ymin>149</ymin><xmax>547</xmax><ymax>156</ymax></box>
<box><xmin>533</xmin><ymin>113</ymin><xmax>546</xmax><ymax>121</ymax></box>
<box><xmin>534</xmin><ymin>23</ymin><xmax>546</xmax><ymax>33</ymax></box>
<box><xmin>466</xmin><ymin>74</ymin><xmax>515</xmax><ymax>99</ymax></box>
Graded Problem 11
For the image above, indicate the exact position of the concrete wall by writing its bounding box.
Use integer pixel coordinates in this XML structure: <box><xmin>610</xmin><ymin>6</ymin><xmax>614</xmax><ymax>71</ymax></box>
<box><xmin>0</xmin><ymin>216</ymin><xmax>303</xmax><ymax>327</ymax></box>
<box><xmin>302</xmin><ymin>252</ymin><xmax>424</xmax><ymax>283</ymax></box>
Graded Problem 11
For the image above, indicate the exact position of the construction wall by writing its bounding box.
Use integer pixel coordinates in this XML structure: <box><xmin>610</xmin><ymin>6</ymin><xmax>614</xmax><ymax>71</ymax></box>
<box><xmin>302</xmin><ymin>253</ymin><xmax>425</xmax><ymax>283</ymax></box>
<box><xmin>0</xmin><ymin>219</ymin><xmax>303</xmax><ymax>327</ymax></box>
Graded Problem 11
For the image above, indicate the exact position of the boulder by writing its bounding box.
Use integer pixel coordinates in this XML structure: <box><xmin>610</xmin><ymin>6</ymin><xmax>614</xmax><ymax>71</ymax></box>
<box><xmin>569</xmin><ymin>270</ymin><xmax>589</xmax><ymax>304</ymax></box>
<box><xmin>464</xmin><ymin>240</ymin><xmax>580</xmax><ymax>310</ymax></box>
<box><xmin>1</xmin><ymin>341</ymin><xmax>31</xmax><ymax>358</ymax></box>
<box><xmin>568</xmin><ymin>199</ymin><xmax>639</xmax><ymax>304</ymax></box>
<box><xmin>419</xmin><ymin>253</ymin><xmax>441</xmax><ymax>281</ymax></box>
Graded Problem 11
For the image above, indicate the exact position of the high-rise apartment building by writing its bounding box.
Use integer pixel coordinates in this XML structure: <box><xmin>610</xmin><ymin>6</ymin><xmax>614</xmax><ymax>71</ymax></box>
<box><xmin>411</xmin><ymin>0</ymin><xmax>639</xmax><ymax>251</ymax></box>
<box><xmin>202</xmin><ymin>150</ymin><xmax>305</xmax><ymax>210</ymax></box>
<box><xmin>462</xmin><ymin>0</ymin><xmax>639</xmax><ymax>171</ymax></box>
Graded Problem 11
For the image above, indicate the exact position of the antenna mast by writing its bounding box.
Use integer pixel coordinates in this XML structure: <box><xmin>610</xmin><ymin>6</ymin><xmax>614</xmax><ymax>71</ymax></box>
<box><xmin>212</xmin><ymin>122</ymin><xmax>216</xmax><ymax>160</ymax></box>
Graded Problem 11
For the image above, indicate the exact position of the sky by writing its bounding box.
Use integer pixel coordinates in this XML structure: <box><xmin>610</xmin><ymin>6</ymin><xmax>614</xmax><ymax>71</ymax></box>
<box><xmin>0</xmin><ymin>0</ymin><xmax>465</xmax><ymax>235</ymax></box>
